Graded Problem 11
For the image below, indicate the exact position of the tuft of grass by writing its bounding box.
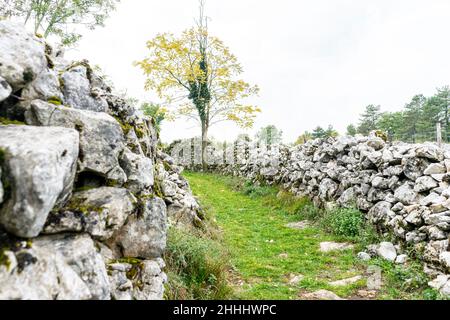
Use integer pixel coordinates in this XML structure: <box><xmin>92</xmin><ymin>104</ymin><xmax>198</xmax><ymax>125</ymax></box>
<box><xmin>164</xmin><ymin>227</ymin><xmax>232</xmax><ymax>300</ymax></box>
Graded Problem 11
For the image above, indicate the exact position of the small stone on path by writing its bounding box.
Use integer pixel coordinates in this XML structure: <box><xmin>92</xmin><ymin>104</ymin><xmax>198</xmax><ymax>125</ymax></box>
<box><xmin>395</xmin><ymin>254</ymin><xmax>408</xmax><ymax>264</ymax></box>
<box><xmin>357</xmin><ymin>252</ymin><xmax>371</xmax><ymax>261</ymax></box>
<box><xmin>376</xmin><ymin>242</ymin><xmax>397</xmax><ymax>262</ymax></box>
<box><xmin>287</xmin><ymin>273</ymin><xmax>304</xmax><ymax>285</ymax></box>
<box><xmin>357</xmin><ymin>289</ymin><xmax>378</xmax><ymax>299</ymax></box>
<box><xmin>329</xmin><ymin>275</ymin><xmax>363</xmax><ymax>287</ymax></box>
<box><xmin>286</xmin><ymin>221</ymin><xmax>310</xmax><ymax>230</ymax></box>
<box><xmin>303</xmin><ymin>289</ymin><xmax>344</xmax><ymax>300</ymax></box>
<box><xmin>319</xmin><ymin>241</ymin><xmax>354</xmax><ymax>252</ymax></box>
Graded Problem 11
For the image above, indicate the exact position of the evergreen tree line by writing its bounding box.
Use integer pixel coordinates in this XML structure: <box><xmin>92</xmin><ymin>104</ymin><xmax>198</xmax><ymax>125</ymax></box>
<box><xmin>347</xmin><ymin>86</ymin><xmax>450</xmax><ymax>143</ymax></box>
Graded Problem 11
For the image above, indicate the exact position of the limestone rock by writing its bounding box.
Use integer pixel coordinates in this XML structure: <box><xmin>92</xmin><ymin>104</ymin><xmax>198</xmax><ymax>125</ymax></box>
<box><xmin>303</xmin><ymin>289</ymin><xmax>344</xmax><ymax>300</ymax></box>
<box><xmin>119</xmin><ymin>148</ymin><xmax>154</xmax><ymax>193</ymax></box>
<box><xmin>0</xmin><ymin>245</ymin><xmax>91</xmax><ymax>300</ymax></box>
<box><xmin>338</xmin><ymin>187</ymin><xmax>356</xmax><ymax>207</ymax></box>
<box><xmin>21</xmin><ymin>69</ymin><xmax>63</xmax><ymax>102</ymax></box>
<box><xmin>161</xmin><ymin>180</ymin><xmax>177</xmax><ymax>198</ymax></box>
<box><xmin>0</xmin><ymin>125</ymin><xmax>79</xmax><ymax>238</ymax></box>
<box><xmin>113</xmin><ymin>197</ymin><xmax>167</xmax><ymax>259</ymax></box>
<box><xmin>319</xmin><ymin>242</ymin><xmax>354</xmax><ymax>252</ymax></box>
<box><xmin>286</xmin><ymin>221</ymin><xmax>310</xmax><ymax>230</ymax></box>
<box><xmin>440</xmin><ymin>280</ymin><xmax>450</xmax><ymax>297</ymax></box>
<box><xmin>415</xmin><ymin>144</ymin><xmax>443</xmax><ymax>161</ymax></box>
<box><xmin>44</xmin><ymin>187</ymin><xmax>136</xmax><ymax>240</ymax></box>
<box><xmin>61</xmin><ymin>65</ymin><xmax>108</xmax><ymax>112</ymax></box>
<box><xmin>0</xmin><ymin>76</ymin><xmax>12</xmax><ymax>102</ymax></box>
<box><xmin>329</xmin><ymin>275</ymin><xmax>362</xmax><ymax>286</ymax></box>
<box><xmin>376</xmin><ymin>242</ymin><xmax>397</xmax><ymax>262</ymax></box>
<box><xmin>34</xmin><ymin>234</ymin><xmax>110</xmax><ymax>300</ymax></box>
<box><xmin>424</xmin><ymin>163</ymin><xmax>446</xmax><ymax>175</ymax></box>
<box><xmin>0</xmin><ymin>21</ymin><xmax>47</xmax><ymax>90</ymax></box>
<box><xmin>132</xmin><ymin>259</ymin><xmax>167</xmax><ymax>300</ymax></box>
<box><xmin>439</xmin><ymin>252</ymin><xmax>450</xmax><ymax>271</ymax></box>
<box><xmin>414</xmin><ymin>176</ymin><xmax>438</xmax><ymax>193</ymax></box>
<box><xmin>318</xmin><ymin>178</ymin><xmax>338</xmax><ymax>201</ymax></box>
<box><xmin>395</xmin><ymin>254</ymin><xmax>408</xmax><ymax>264</ymax></box>
<box><xmin>394</xmin><ymin>184</ymin><xmax>417</xmax><ymax>205</ymax></box>
<box><xmin>357</xmin><ymin>252</ymin><xmax>372</xmax><ymax>261</ymax></box>
<box><xmin>108</xmin><ymin>258</ymin><xmax>166</xmax><ymax>300</ymax></box>
<box><xmin>108</xmin><ymin>263</ymin><xmax>133</xmax><ymax>300</ymax></box>
<box><xmin>428</xmin><ymin>274</ymin><xmax>449</xmax><ymax>291</ymax></box>
<box><xmin>287</xmin><ymin>274</ymin><xmax>304</xmax><ymax>285</ymax></box>
<box><xmin>368</xmin><ymin>201</ymin><xmax>394</xmax><ymax>224</ymax></box>
<box><xmin>403</xmin><ymin>157</ymin><xmax>430</xmax><ymax>181</ymax></box>
<box><xmin>367</xmin><ymin>137</ymin><xmax>385</xmax><ymax>150</ymax></box>
<box><xmin>25</xmin><ymin>100</ymin><xmax>126</xmax><ymax>182</ymax></box>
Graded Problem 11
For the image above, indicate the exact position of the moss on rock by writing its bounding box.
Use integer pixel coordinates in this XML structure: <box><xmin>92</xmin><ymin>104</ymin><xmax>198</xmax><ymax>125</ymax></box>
<box><xmin>0</xmin><ymin>117</ymin><xmax>25</xmax><ymax>125</ymax></box>
<box><xmin>47</xmin><ymin>96</ymin><xmax>62</xmax><ymax>106</ymax></box>
<box><xmin>113</xmin><ymin>116</ymin><xmax>133</xmax><ymax>135</ymax></box>
<box><xmin>63</xmin><ymin>196</ymin><xmax>104</xmax><ymax>216</ymax></box>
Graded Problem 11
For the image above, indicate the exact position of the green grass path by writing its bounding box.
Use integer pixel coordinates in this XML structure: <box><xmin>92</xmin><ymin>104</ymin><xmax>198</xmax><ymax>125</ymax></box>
<box><xmin>184</xmin><ymin>172</ymin><xmax>367</xmax><ymax>300</ymax></box>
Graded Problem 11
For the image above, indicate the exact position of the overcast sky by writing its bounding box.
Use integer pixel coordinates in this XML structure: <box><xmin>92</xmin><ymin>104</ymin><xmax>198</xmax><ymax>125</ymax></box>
<box><xmin>66</xmin><ymin>0</ymin><xmax>450</xmax><ymax>143</ymax></box>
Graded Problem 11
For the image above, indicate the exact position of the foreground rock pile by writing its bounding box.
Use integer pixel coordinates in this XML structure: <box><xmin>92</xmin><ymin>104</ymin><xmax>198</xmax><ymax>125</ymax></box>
<box><xmin>177</xmin><ymin>133</ymin><xmax>450</xmax><ymax>296</ymax></box>
<box><xmin>0</xmin><ymin>21</ymin><xmax>201</xmax><ymax>300</ymax></box>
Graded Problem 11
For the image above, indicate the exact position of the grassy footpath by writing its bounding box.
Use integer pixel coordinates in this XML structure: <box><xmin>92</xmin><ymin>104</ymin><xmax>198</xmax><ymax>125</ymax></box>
<box><xmin>179</xmin><ymin>172</ymin><xmax>440</xmax><ymax>300</ymax></box>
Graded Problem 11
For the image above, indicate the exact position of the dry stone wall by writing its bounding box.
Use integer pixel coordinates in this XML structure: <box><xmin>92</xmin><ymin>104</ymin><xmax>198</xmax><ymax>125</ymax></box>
<box><xmin>0</xmin><ymin>21</ymin><xmax>202</xmax><ymax>300</ymax></box>
<box><xmin>175</xmin><ymin>134</ymin><xmax>450</xmax><ymax>296</ymax></box>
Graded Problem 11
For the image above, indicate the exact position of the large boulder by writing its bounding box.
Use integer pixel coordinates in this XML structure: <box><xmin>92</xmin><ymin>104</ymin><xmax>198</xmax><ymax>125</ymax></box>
<box><xmin>112</xmin><ymin>197</ymin><xmax>167</xmax><ymax>259</ymax></box>
<box><xmin>25</xmin><ymin>100</ymin><xmax>126</xmax><ymax>182</ymax></box>
<box><xmin>0</xmin><ymin>126</ymin><xmax>79</xmax><ymax>238</ymax></box>
<box><xmin>0</xmin><ymin>21</ymin><xmax>47</xmax><ymax>90</ymax></box>
<box><xmin>44</xmin><ymin>187</ymin><xmax>136</xmax><ymax>240</ymax></box>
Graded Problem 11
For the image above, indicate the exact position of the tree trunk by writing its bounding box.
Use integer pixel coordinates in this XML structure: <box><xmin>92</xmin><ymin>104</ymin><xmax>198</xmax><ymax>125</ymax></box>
<box><xmin>201</xmin><ymin>124</ymin><xmax>208</xmax><ymax>171</ymax></box>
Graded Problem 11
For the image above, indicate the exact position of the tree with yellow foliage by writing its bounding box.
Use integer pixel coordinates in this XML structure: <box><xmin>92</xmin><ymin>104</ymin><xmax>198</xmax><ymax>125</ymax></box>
<box><xmin>134</xmin><ymin>0</ymin><xmax>260</xmax><ymax>169</ymax></box>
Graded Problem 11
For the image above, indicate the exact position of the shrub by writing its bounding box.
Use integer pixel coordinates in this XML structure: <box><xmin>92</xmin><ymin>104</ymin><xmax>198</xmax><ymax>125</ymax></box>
<box><xmin>164</xmin><ymin>227</ymin><xmax>232</xmax><ymax>300</ymax></box>
<box><xmin>320</xmin><ymin>207</ymin><xmax>364</xmax><ymax>238</ymax></box>
<box><xmin>242</xmin><ymin>181</ymin><xmax>274</xmax><ymax>198</ymax></box>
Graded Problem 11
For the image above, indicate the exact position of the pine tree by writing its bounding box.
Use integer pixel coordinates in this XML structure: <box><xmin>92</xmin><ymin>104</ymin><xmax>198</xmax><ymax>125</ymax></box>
<box><xmin>357</xmin><ymin>105</ymin><xmax>381</xmax><ymax>135</ymax></box>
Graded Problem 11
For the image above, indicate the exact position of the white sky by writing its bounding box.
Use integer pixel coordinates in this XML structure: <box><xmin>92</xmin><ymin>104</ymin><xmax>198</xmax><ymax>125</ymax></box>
<box><xmin>66</xmin><ymin>0</ymin><xmax>450</xmax><ymax>144</ymax></box>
